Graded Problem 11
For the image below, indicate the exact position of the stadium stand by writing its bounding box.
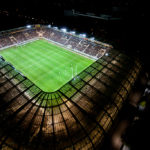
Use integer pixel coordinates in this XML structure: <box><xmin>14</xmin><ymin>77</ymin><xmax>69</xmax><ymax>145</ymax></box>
<box><xmin>0</xmin><ymin>36</ymin><xmax>13</xmax><ymax>47</ymax></box>
<box><xmin>0</xmin><ymin>25</ymin><xmax>111</xmax><ymax>58</ymax></box>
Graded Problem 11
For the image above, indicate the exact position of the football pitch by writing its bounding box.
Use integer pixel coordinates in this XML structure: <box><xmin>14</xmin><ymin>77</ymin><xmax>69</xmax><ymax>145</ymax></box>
<box><xmin>0</xmin><ymin>39</ymin><xmax>94</xmax><ymax>92</ymax></box>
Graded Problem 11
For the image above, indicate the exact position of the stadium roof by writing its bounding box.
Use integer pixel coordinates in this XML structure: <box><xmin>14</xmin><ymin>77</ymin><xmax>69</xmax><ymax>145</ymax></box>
<box><xmin>0</xmin><ymin>48</ymin><xmax>141</xmax><ymax>149</ymax></box>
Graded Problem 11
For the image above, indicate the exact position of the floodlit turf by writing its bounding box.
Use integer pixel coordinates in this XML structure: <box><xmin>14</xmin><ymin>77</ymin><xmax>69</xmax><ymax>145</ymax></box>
<box><xmin>0</xmin><ymin>39</ymin><xmax>94</xmax><ymax>92</ymax></box>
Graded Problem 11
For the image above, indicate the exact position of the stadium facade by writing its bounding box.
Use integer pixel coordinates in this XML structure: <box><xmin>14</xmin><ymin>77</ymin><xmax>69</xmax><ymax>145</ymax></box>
<box><xmin>0</xmin><ymin>25</ymin><xmax>141</xmax><ymax>150</ymax></box>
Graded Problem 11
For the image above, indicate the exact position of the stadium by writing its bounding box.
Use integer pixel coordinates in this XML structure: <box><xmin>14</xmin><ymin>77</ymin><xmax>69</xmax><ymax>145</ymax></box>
<box><xmin>0</xmin><ymin>24</ymin><xmax>143</xmax><ymax>150</ymax></box>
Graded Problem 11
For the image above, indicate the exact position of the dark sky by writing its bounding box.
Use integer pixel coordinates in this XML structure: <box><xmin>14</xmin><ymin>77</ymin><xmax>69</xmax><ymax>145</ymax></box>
<box><xmin>0</xmin><ymin>0</ymin><xmax>145</xmax><ymax>15</ymax></box>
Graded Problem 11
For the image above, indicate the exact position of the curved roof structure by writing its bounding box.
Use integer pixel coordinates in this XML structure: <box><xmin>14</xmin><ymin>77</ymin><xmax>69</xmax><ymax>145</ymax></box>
<box><xmin>0</xmin><ymin>48</ymin><xmax>141</xmax><ymax>150</ymax></box>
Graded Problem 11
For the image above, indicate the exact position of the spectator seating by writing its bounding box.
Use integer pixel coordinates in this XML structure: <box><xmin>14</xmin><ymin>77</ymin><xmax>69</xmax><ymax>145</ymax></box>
<box><xmin>0</xmin><ymin>26</ymin><xmax>111</xmax><ymax>58</ymax></box>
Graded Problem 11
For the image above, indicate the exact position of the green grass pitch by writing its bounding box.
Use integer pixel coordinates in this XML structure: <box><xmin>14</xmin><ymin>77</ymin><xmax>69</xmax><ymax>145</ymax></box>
<box><xmin>0</xmin><ymin>39</ymin><xmax>94</xmax><ymax>92</ymax></box>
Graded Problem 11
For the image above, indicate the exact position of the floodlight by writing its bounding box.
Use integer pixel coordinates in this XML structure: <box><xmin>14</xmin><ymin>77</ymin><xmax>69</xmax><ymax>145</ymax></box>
<box><xmin>53</xmin><ymin>26</ymin><xmax>58</xmax><ymax>30</ymax></box>
<box><xmin>26</xmin><ymin>25</ymin><xmax>31</xmax><ymax>28</ymax></box>
<box><xmin>90</xmin><ymin>37</ymin><xmax>95</xmax><ymax>41</ymax></box>
<box><xmin>79</xmin><ymin>33</ymin><xmax>86</xmax><ymax>38</ymax></box>
<box><xmin>82</xmin><ymin>34</ymin><xmax>86</xmax><ymax>38</ymax></box>
<box><xmin>70</xmin><ymin>31</ymin><xmax>76</xmax><ymax>35</ymax></box>
<box><xmin>61</xmin><ymin>28</ymin><xmax>67</xmax><ymax>33</ymax></box>
<box><xmin>105</xmin><ymin>53</ymin><xmax>109</xmax><ymax>56</ymax></box>
<box><xmin>48</xmin><ymin>25</ymin><xmax>51</xmax><ymax>28</ymax></box>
